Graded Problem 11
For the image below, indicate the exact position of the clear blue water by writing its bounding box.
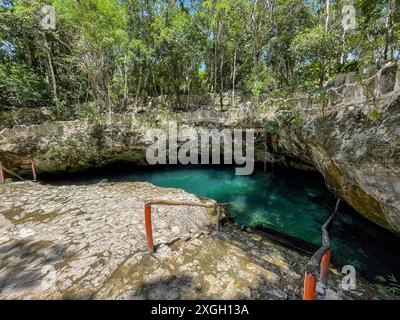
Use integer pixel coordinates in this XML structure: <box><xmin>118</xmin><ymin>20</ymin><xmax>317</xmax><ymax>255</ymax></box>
<box><xmin>49</xmin><ymin>165</ymin><xmax>400</xmax><ymax>283</ymax></box>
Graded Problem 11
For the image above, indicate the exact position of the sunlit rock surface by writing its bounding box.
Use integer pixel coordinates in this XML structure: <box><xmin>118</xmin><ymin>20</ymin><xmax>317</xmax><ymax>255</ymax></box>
<box><xmin>0</xmin><ymin>182</ymin><xmax>209</xmax><ymax>299</ymax></box>
<box><xmin>0</xmin><ymin>182</ymin><xmax>382</xmax><ymax>300</ymax></box>
<box><xmin>270</xmin><ymin>90</ymin><xmax>400</xmax><ymax>235</ymax></box>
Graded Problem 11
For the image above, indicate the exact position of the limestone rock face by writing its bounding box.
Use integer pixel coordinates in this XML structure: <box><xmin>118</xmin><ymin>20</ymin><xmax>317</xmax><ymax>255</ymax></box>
<box><xmin>271</xmin><ymin>98</ymin><xmax>400</xmax><ymax>235</ymax></box>
<box><xmin>0</xmin><ymin>62</ymin><xmax>399</xmax><ymax>235</ymax></box>
<box><xmin>0</xmin><ymin>117</ymin><xmax>150</xmax><ymax>175</ymax></box>
<box><xmin>264</xmin><ymin>62</ymin><xmax>400</xmax><ymax>235</ymax></box>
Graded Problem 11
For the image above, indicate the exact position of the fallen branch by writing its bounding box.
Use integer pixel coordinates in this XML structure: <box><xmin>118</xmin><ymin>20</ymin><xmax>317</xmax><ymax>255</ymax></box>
<box><xmin>1</xmin><ymin>164</ymin><xmax>24</xmax><ymax>181</ymax></box>
<box><xmin>305</xmin><ymin>198</ymin><xmax>341</xmax><ymax>276</ymax></box>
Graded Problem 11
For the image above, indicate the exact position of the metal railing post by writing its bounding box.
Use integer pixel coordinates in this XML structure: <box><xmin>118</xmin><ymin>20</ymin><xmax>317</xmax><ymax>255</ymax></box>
<box><xmin>144</xmin><ymin>204</ymin><xmax>154</xmax><ymax>253</ymax></box>
<box><xmin>0</xmin><ymin>162</ymin><xmax>4</xmax><ymax>184</ymax></box>
<box><xmin>303</xmin><ymin>272</ymin><xmax>317</xmax><ymax>300</ymax></box>
<box><xmin>320</xmin><ymin>249</ymin><xmax>332</xmax><ymax>287</ymax></box>
<box><xmin>143</xmin><ymin>200</ymin><xmax>227</xmax><ymax>253</ymax></box>
<box><xmin>31</xmin><ymin>159</ymin><xmax>37</xmax><ymax>182</ymax></box>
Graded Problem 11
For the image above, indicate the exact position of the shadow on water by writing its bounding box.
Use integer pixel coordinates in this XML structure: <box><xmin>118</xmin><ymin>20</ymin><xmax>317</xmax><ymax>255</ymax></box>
<box><xmin>42</xmin><ymin>164</ymin><xmax>400</xmax><ymax>284</ymax></box>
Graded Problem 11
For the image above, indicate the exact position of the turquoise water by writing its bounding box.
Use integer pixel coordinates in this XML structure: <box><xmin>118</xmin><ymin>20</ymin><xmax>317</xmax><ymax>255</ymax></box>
<box><xmin>50</xmin><ymin>165</ymin><xmax>400</xmax><ymax>283</ymax></box>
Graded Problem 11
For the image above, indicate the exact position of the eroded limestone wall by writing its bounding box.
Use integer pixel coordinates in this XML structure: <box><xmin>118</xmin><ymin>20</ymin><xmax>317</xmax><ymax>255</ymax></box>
<box><xmin>326</xmin><ymin>61</ymin><xmax>400</xmax><ymax>108</ymax></box>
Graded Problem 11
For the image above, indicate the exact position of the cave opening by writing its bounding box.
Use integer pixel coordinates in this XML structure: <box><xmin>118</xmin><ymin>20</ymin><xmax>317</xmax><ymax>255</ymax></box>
<box><xmin>40</xmin><ymin>162</ymin><xmax>400</xmax><ymax>284</ymax></box>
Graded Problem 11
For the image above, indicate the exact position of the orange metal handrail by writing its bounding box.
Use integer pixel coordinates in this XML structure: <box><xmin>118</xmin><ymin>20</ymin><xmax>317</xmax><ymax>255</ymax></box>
<box><xmin>143</xmin><ymin>200</ymin><xmax>224</xmax><ymax>253</ymax></box>
<box><xmin>144</xmin><ymin>204</ymin><xmax>155</xmax><ymax>252</ymax></box>
<box><xmin>0</xmin><ymin>161</ymin><xmax>4</xmax><ymax>184</ymax></box>
<box><xmin>31</xmin><ymin>159</ymin><xmax>37</xmax><ymax>182</ymax></box>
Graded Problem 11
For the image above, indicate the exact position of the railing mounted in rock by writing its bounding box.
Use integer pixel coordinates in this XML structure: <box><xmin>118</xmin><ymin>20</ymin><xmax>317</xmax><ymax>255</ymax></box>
<box><xmin>0</xmin><ymin>161</ymin><xmax>24</xmax><ymax>184</ymax></box>
<box><xmin>303</xmin><ymin>199</ymin><xmax>341</xmax><ymax>300</ymax></box>
<box><xmin>143</xmin><ymin>199</ymin><xmax>227</xmax><ymax>253</ymax></box>
<box><xmin>30</xmin><ymin>159</ymin><xmax>37</xmax><ymax>182</ymax></box>
<box><xmin>0</xmin><ymin>159</ymin><xmax>37</xmax><ymax>184</ymax></box>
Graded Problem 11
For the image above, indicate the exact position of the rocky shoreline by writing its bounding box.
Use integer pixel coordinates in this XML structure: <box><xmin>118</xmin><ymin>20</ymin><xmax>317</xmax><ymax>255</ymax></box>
<box><xmin>0</xmin><ymin>182</ymin><xmax>385</xmax><ymax>300</ymax></box>
<box><xmin>0</xmin><ymin>63</ymin><xmax>399</xmax><ymax>300</ymax></box>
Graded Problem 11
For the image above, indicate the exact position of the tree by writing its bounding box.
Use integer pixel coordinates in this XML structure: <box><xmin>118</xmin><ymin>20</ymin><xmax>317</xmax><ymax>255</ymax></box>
<box><xmin>1</xmin><ymin>0</ymin><xmax>399</xmax><ymax>113</ymax></box>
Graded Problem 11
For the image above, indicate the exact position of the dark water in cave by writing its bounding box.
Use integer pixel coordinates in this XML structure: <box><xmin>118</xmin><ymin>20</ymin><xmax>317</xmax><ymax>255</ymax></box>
<box><xmin>46</xmin><ymin>165</ymin><xmax>400</xmax><ymax>284</ymax></box>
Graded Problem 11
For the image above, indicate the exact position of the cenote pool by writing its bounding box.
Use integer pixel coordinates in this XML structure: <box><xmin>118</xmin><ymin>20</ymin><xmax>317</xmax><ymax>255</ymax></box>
<box><xmin>48</xmin><ymin>165</ymin><xmax>400</xmax><ymax>283</ymax></box>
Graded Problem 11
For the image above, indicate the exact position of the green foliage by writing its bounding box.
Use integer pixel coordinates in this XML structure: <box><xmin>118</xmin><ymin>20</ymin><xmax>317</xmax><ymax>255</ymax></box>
<box><xmin>0</xmin><ymin>0</ymin><xmax>399</xmax><ymax>114</ymax></box>
<box><xmin>264</xmin><ymin>121</ymin><xmax>280</xmax><ymax>134</ymax></box>
<box><xmin>340</xmin><ymin>61</ymin><xmax>360</xmax><ymax>73</ymax></box>
<box><xmin>45</xmin><ymin>134</ymin><xmax>85</xmax><ymax>167</ymax></box>
<box><xmin>75</xmin><ymin>101</ymin><xmax>103</xmax><ymax>122</ymax></box>
<box><xmin>4</xmin><ymin>178</ymin><xmax>14</xmax><ymax>184</ymax></box>
<box><xmin>292</xmin><ymin>114</ymin><xmax>304</xmax><ymax>128</ymax></box>
<box><xmin>246</xmin><ymin>62</ymin><xmax>278</xmax><ymax>97</ymax></box>
<box><xmin>88</xmin><ymin>121</ymin><xmax>107</xmax><ymax>147</ymax></box>
<box><xmin>290</xmin><ymin>27</ymin><xmax>337</xmax><ymax>61</ymax></box>
<box><xmin>0</xmin><ymin>62</ymin><xmax>46</xmax><ymax>106</ymax></box>
<box><xmin>375</xmin><ymin>274</ymin><xmax>400</xmax><ymax>298</ymax></box>
<box><xmin>370</xmin><ymin>109</ymin><xmax>382</xmax><ymax>122</ymax></box>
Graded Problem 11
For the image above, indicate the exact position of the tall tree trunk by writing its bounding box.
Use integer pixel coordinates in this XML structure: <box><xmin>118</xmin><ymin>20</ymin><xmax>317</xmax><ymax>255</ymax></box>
<box><xmin>186</xmin><ymin>76</ymin><xmax>191</xmax><ymax>111</ymax></box>
<box><xmin>232</xmin><ymin>47</ymin><xmax>237</xmax><ymax>107</ymax></box>
<box><xmin>123</xmin><ymin>53</ymin><xmax>129</xmax><ymax>110</ymax></box>
<box><xmin>251</xmin><ymin>0</ymin><xmax>259</xmax><ymax>66</ymax></box>
<box><xmin>134</xmin><ymin>72</ymin><xmax>143</xmax><ymax>109</ymax></box>
<box><xmin>42</xmin><ymin>32</ymin><xmax>57</xmax><ymax>102</ymax></box>
<box><xmin>325</xmin><ymin>0</ymin><xmax>330</xmax><ymax>33</ymax></box>
<box><xmin>106</xmin><ymin>75</ymin><xmax>112</xmax><ymax>123</ymax></box>
<box><xmin>213</xmin><ymin>27</ymin><xmax>220</xmax><ymax>108</ymax></box>
<box><xmin>384</xmin><ymin>0</ymin><xmax>394</xmax><ymax>61</ymax></box>
<box><xmin>152</xmin><ymin>71</ymin><xmax>159</xmax><ymax>97</ymax></box>
<box><xmin>340</xmin><ymin>30</ymin><xmax>346</xmax><ymax>66</ymax></box>
<box><xmin>219</xmin><ymin>52</ymin><xmax>224</xmax><ymax>110</ymax></box>
<box><xmin>22</xmin><ymin>32</ymin><xmax>32</xmax><ymax>68</ymax></box>
<box><xmin>142</xmin><ymin>70</ymin><xmax>149</xmax><ymax>107</ymax></box>
<box><xmin>322</xmin><ymin>0</ymin><xmax>330</xmax><ymax>86</ymax></box>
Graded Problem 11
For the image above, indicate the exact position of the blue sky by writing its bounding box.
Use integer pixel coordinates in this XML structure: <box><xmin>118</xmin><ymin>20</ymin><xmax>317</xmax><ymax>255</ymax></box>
<box><xmin>1</xmin><ymin>41</ymin><xmax>15</xmax><ymax>57</ymax></box>
<box><xmin>0</xmin><ymin>1</ymin><xmax>14</xmax><ymax>57</ymax></box>
<box><xmin>0</xmin><ymin>0</ymin><xmax>13</xmax><ymax>9</ymax></box>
